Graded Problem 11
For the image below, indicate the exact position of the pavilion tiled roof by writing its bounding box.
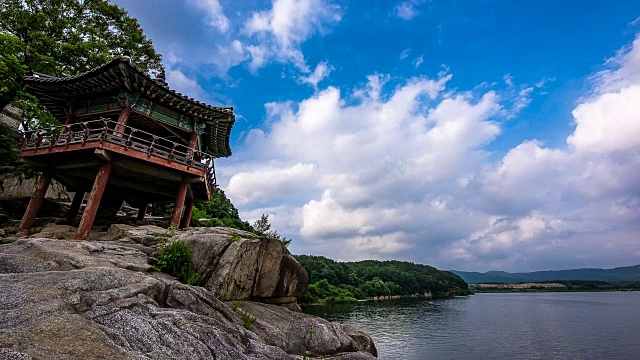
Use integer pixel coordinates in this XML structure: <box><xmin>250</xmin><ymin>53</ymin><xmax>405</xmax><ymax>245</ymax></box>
<box><xmin>24</xmin><ymin>57</ymin><xmax>235</xmax><ymax>158</ymax></box>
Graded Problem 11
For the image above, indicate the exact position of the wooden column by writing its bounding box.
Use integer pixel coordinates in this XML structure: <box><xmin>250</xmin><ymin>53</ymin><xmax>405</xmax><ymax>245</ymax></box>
<box><xmin>187</xmin><ymin>131</ymin><xmax>199</xmax><ymax>162</ymax></box>
<box><xmin>136</xmin><ymin>203</ymin><xmax>148</xmax><ymax>223</ymax></box>
<box><xmin>114</xmin><ymin>106</ymin><xmax>132</xmax><ymax>136</ymax></box>
<box><xmin>188</xmin><ymin>131</ymin><xmax>198</xmax><ymax>148</ymax></box>
<box><xmin>180</xmin><ymin>198</ymin><xmax>194</xmax><ymax>229</ymax></box>
<box><xmin>61</xmin><ymin>114</ymin><xmax>76</xmax><ymax>135</ymax></box>
<box><xmin>17</xmin><ymin>168</ymin><xmax>54</xmax><ymax>236</ymax></box>
<box><xmin>64</xmin><ymin>114</ymin><xmax>76</xmax><ymax>125</ymax></box>
<box><xmin>76</xmin><ymin>162</ymin><xmax>112</xmax><ymax>240</ymax></box>
<box><xmin>65</xmin><ymin>190</ymin><xmax>85</xmax><ymax>225</ymax></box>
<box><xmin>170</xmin><ymin>179</ymin><xmax>189</xmax><ymax>227</ymax></box>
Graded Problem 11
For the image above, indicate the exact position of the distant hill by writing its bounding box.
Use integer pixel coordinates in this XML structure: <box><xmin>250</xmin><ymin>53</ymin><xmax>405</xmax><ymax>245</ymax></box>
<box><xmin>295</xmin><ymin>255</ymin><xmax>471</xmax><ymax>303</ymax></box>
<box><xmin>451</xmin><ymin>264</ymin><xmax>640</xmax><ymax>284</ymax></box>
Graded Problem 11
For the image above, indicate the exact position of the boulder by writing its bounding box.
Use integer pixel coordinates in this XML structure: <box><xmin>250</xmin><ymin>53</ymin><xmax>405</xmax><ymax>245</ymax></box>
<box><xmin>172</xmin><ymin>227</ymin><xmax>309</xmax><ymax>302</ymax></box>
<box><xmin>0</xmin><ymin>238</ymin><xmax>152</xmax><ymax>274</ymax></box>
<box><xmin>0</xmin><ymin>167</ymin><xmax>69</xmax><ymax>201</ymax></box>
<box><xmin>0</xmin><ymin>236</ymin><xmax>377</xmax><ymax>359</ymax></box>
<box><xmin>243</xmin><ymin>301</ymin><xmax>378</xmax><ymax>359</ymax></box>
<box><xmin>0</xmin><ymin>196</ymin><xmax>68</xmax><ymax>220</ymax></box>
<box><xmin>103</xmin><ymin>223</ymin><xmax>167</xmax><ymax>247</ymax></box>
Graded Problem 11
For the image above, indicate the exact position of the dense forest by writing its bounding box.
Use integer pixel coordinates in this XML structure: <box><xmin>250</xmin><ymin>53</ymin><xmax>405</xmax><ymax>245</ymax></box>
<box><xmin>295</xmin><ymin>255</ymin><xmax>472</xmax><ymax>304</ymax></box>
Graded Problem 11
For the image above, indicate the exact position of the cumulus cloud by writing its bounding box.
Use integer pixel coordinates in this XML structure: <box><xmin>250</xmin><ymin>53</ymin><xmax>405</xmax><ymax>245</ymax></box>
<box><xmin>220</xmin><ymin>34</ymin><xmax>640</xmax><ymax>272</ymax></box>
<box><xmin>442</xmin><ymin>35</ymin><xmax>640</xmax><ymax>271</ymax></box>
<box><xmin>223</xmin><ymin>72</ymin><xmax>502</xmax><ymax>260</ymax></box>
<box><xmin>244</xmin><ymin>0</ymin><xmax>342</xmax><ymax>72</ymax></box>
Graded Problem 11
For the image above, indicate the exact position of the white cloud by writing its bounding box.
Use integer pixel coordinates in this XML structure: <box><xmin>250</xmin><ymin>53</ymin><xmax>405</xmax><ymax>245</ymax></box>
<box><xmin>412</xmin><ymin>55</ymin><xmax>424</xmax><ymax>68</ymax></box>
<box><xmin>396</xmin><ymin>1</ymin><xmax>419</xmax><ymax>20</ymax></box>
<box><xmin>227</xmin><ymin>163</ymin><xmax>317</xmax><ymax>205</ymax></box>
<box><xmin>188</xmin><ymin>0</ymin><xmax>230</xmax><ymax>32</ymax></box>
<box><xmin>210</xmin><ymin>40</ymin><xmax>248</xmax><ymax>75</ymax></box>
<box><xmin>224</xmin><ymin>72</ymin><xmax>502</xmax><ymax>260</ymax></box>
<box><xmin>244</xmin><ymin>0</ymin><xmax>342</xmax><ymax>71</ymax></box>
<box><xmin>568</xmin><ymin>84</ymin><xmax>640</xmax><ymax>153</ymax></box>
<box><xmin>400</xmin><ymin>48</ymin><xmax>412</xmax><ymax>60</ymax></box>
<box><xmin>220</xmin><ymin>34</ymin><xmax>640</xmax><ymax>271</ymax></box>
<box><xmin>592</xmin><ymin>35</ymin><xmax>640</xmax><ymax>93</ymax></box>
<box><xmin>298</xmin><ymin>61</ymin><xmax>333</xmax><ymax>88</ymax></box>
<box><xmin>166</xmin><ymin>68</ymin><xmax>206</xmax><ymax>99</ymax></box>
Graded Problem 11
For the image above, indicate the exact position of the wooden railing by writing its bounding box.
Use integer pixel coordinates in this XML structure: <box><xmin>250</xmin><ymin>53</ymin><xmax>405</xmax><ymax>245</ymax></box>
<box><xmin>19</xmin><ymin>118</ymin><xmax>218</xmax><ymax>189</ymax></box>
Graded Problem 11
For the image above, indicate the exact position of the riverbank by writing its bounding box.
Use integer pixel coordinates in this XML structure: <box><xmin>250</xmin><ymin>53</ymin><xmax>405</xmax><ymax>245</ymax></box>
<box><xmin>470</xmin><ymin>280</ymin><xmax>640</xmax><ymax>293</ymax></box>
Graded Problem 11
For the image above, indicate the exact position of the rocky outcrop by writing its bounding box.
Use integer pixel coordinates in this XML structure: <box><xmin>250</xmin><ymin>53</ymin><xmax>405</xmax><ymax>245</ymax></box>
<box><xmin>172</xmin><ymin>227</ymin><xmax>309</xmax><ymax>302</ymax></box>
<box><xmin>0</xmin><ymin>233</ymin><xmax>377</xmax><ymax>359</ymax></box>
<box><xmin>109</xmin><ymin>225</ymin><xmax>309</xmax><ymax>305</ymax></box>
<box><xmin>0</xmin><ymin>196</ymin><xmax>69</xmax><ymax>225</ymax></box>
<box><xmin>0</xmin><ymin>166</ymin><xmax>69</xmax><ymax>201</ymax></box>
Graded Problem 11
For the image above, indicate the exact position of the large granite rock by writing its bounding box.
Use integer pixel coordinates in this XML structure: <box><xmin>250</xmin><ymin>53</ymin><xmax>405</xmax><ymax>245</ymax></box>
<box><xmin>109</xmin><ymin>225</ymin><xmax>310</xmax><ymax>303</ymax></box>
<box><xmin>0</xmin><ymin>235</ymin><xmax>376</xmax><ymax>359</ymax></box>
<box><xmin>0</xmin><ymin>166</ymin><xmax>69</xmax><ymax>201</ymax></box>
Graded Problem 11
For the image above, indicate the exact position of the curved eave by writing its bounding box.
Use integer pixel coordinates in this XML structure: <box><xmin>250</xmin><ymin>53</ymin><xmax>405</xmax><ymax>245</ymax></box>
<box><xmin>202</xmin><ymin>114</ymin><xmax>235</xmax><ymax>158</ymax></box>
<box><xmin>24</xmin><ymin>57</ymin><xmax>234</xmax><ymax>121</ymax></box>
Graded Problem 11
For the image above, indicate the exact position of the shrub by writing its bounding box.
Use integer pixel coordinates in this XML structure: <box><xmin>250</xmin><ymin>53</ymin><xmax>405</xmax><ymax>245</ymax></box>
<box><xmin>151</xmin><ymin>236</ymin><xmax>203</xmax><ymax>286</ymax></box>
<box><xmin>242</xmin><ymin>309</ymin><xmax>257</xmax><ymax>330</ymax></box>
<box><xmin>206</xmin><ymin>218</ymin><xmax>224</xmax><ymax>227</ymax></box>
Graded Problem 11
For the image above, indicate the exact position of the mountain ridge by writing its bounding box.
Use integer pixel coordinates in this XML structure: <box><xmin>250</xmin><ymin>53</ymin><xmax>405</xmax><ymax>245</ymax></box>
<box><xmin>451</xmin><ymin>264</ymin><xmax>640</xmax><ymax>284</ymax></box>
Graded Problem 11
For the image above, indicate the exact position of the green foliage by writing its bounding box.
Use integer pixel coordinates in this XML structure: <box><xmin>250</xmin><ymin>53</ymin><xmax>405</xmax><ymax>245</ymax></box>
<box><xmin>231</xmin><ymin>299</ymin><xmax>244</xmax><ymax>312</ymax></box>
<box><xmin>147</xmin><ymin>203</ymin><xmax>165</xmax><ymax>216</ymax></box>
<box><xmin>150</xmin><ymin>227</ymin><xmax>202</xmax><ymax>286</ymax></box>
<box><xmin>252</xmin><ymin>214</ymin><xmax>292</xmax><ymax>247</ymax></box>
<box><xmin>191</xmin><ymin>190</ymin><xmax>292</xmax><ymax>247</ymax></box>
<box><xmin>196</xmin><ymin>188</ymin><xmax>241</xmax><ymax>221</ymax></box>
<box><xmin>228</xmin><ymin>234</ymin><xmax>242</xmax><ymax>243</ymax></box>
<box><xmin>192</xmin><ymin>188</ymin><xmax>254</xmax><ymax>231</ymax></box>
<box><xmin>0</xmin><ymin>122</ymin><xmax>19</xmax><ymax>165</ymax></box>
<box><xmin>242</xmin><ymin>309</ymin><xmax>257</xmax><ymax>330</ymax></box>
<box><xmin>295</xmin><ymin>255</ymin><xmax>471</xmax><ymax>303</ymax></box>
<box><xmin>0</xmin><ymin>0</ymin><xmax>163</xmax><ymax>125</ymax></box>
<box><xmin>220</xmin><ymin>290</ymin><xmax>231</xmax><ymax>301</ymax></box>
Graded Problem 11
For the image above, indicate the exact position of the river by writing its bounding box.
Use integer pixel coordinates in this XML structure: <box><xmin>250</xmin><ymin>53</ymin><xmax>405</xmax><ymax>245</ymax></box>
<box><xmin>303</xmin><ymin>292</ymin><xmax>640</xmax><ymax>359</ymax></box>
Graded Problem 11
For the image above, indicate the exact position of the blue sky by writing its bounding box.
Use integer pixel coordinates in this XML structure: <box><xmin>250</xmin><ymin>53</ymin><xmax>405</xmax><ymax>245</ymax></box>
<box><xmin>114</xmin><ymin>0</ymin><xmax>640</xmax><ymax>272</ymax></box>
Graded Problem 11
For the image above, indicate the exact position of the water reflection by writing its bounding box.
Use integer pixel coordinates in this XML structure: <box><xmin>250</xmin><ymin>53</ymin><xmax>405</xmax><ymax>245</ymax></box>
<box><xmin>303</xmin><ymin>292</ymin><xmax>640</xmax><ymax>359</ymax></box>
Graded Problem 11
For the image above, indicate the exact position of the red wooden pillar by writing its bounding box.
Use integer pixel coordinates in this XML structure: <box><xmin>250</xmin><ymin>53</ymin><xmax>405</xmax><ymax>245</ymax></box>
<box><xmin>17</xmin><ymin>168</ymin><xmax>54</xmax><ymax>236</ymax></box>
<box><xmin>170</xmin><ymin>179</ymin><xmax>188</xmax><ymax>227</ymax></box>
<box><xmin>61</xmin><ymin>114</ymin><xmax>76</xmax><ymax>135</ymax></box>
<box><xmin>114</xmin><ymin>106</ymin><xmax>132</xmax><ymax>136</ymax></box>
<box><xmin>65</xmin><ymin>190</ymin><xmax>85</xmax><ymax>225</ymax></box>
<box><xmin>76</xmin><ymin>162</ymin><xmax>112</xmax><ymax>240</ymax></box>
<box><xmin>188</xmin><ymin>131</ymin><xmax>198</xmax><ymax>148</ymax></box>
<box><xmin>64</xmin><ymin>114</ymin><xmax>76</xmax><ymax>125</ymax></box>
<box><xmin>136</xmin><ymin>203</ymin><xmax>148</xmax><ymax>223</ymax></box>
<box><xmin>180</xmin><ymin>198</ymin><xmax>194</xmax><ymax>229</ymax></box>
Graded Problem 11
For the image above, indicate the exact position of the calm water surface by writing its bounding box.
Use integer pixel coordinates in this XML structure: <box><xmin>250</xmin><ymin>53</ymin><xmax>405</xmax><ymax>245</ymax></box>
<box><xmin>303</xmin><ymin>292</ymin><xmax>640</xmax><ymax>359</ymax></box>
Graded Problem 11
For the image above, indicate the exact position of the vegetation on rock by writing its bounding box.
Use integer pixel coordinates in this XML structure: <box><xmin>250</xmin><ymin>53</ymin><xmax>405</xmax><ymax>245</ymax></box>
<box><xmin>150</xmin><ymin>226</ymin><xmax>202</xmax><ymax>286</ymax></box>
<box><xmin>190</xmin><ymin>188</ymin><xmax>292</xmax><ymax>246</ymax></box>
<box><xmin>295</xmin><ymin>255</ymin><xmax>472</xmax><ymax>304</ymax></box>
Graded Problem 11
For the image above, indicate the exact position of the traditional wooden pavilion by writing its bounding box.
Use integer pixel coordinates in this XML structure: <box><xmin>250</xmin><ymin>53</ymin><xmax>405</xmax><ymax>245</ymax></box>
<box><xmin>16</xmin><ymin>56</ymin><xmax>235</xmax><ymax>239</ymax></box>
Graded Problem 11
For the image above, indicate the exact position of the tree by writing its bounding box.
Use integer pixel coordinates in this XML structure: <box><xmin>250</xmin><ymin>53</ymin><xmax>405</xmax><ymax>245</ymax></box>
<box><xmin>196</xmin><ymin>188</ymin><xmax>241</xmax><ymax>221</ymax></box>
<box><xmin>252</xmin><ymin>214</ymin><xmax>292</xmax><ymax>247</ymax></box>
<box><xmin>0</xmin><ymin>0</ymin><xmax>164</xmax><ymax>127</ymax></box>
